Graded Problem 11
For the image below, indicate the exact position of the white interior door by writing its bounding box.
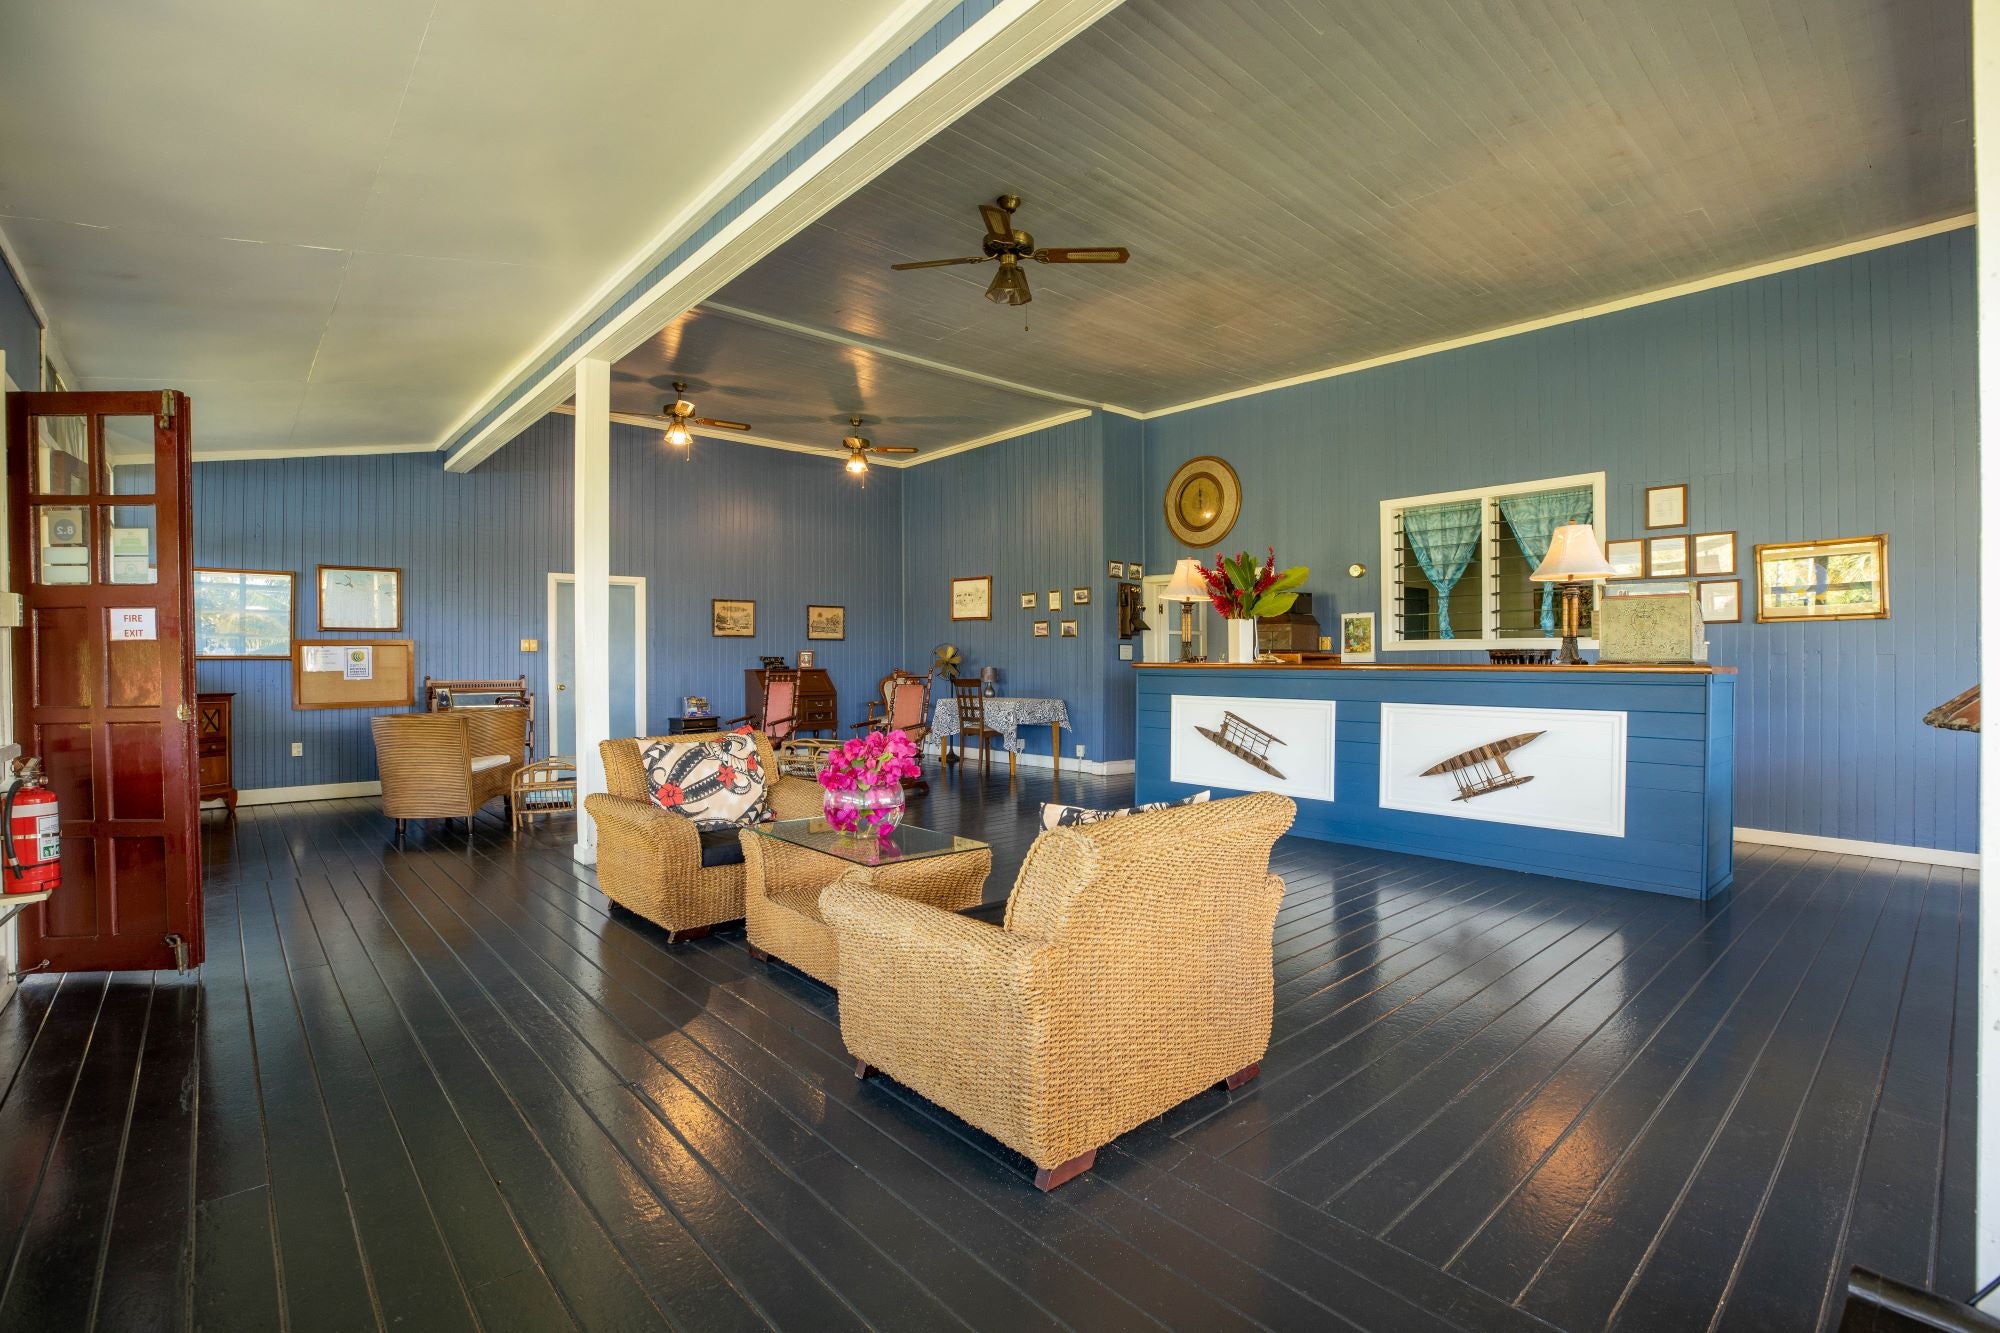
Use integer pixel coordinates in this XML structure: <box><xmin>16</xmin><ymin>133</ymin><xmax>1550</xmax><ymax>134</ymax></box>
<box><xmin>549</xmin><ymin>574</ymin><xmax>645</xmax><ymax>755</ymax></box>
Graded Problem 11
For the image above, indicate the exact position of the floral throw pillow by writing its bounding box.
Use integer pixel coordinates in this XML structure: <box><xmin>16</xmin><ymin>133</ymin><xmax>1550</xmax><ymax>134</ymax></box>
<box><xmin>641</xmin><ymin>732</ymin><xmax>768</xmax><ymax>830</ymax></box>
<box><xmin>1038</xmin><ymin>789</ymin><xmax>1210</xmax><ymax>831</ymax></box>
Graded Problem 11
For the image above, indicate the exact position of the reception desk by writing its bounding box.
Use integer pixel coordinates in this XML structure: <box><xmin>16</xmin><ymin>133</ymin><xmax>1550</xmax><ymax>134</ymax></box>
<box><xmin>1133</xmin><ymin>663</ymin><xmax>1735</xmax><ymax>899</ymax></box>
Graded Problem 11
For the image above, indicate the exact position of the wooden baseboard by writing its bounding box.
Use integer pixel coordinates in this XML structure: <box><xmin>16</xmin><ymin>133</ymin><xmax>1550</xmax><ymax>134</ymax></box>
<box><xmin>1734</xmin><ymin>827</ymin><xmax>1977</xmax><ymax>869</ymax></box>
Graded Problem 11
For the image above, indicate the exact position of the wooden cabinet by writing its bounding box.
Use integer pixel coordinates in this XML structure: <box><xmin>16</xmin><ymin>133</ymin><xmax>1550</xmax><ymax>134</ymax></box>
<box><xmin>744</xmin><ymin>668</ymin><xmax>837</xmax><ymax>736</ymax></box>
<box><xmin>197</xmin><ymin>692</ymin><xmax>236</xmax><ymax>812</ymax></box>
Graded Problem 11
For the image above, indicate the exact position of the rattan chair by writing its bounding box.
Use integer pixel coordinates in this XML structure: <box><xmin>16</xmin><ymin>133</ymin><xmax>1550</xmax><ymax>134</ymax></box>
<box><xmin>821</xmin><ymin>791</ymin><xmax>1295</xmax><ymax>1190</ymax></box>
<box><xmin>852</xmin><ymin>669</ymin><xmax>933</xmax><ymax>790</ymax></box>
<box><xmin>949</xmin><ymin>675</ymin><xmax>1011</xmax><ymax>778</ymax></box>
<box><xmin>584</xmin><ymin>730</ymin><xmax>819</xmax><ymax>942</ymax></box>
<box><xmin>371</xmin><ymin>709</ymin><xmax>528</xmax><ymax>844</ymax></box>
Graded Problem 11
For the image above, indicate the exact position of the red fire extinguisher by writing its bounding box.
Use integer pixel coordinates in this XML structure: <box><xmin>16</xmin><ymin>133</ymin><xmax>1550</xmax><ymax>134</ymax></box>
<box><xmin>3</xmin><ymin>759</ymin><xmax>59</xmax><ymax>896</ymax></box>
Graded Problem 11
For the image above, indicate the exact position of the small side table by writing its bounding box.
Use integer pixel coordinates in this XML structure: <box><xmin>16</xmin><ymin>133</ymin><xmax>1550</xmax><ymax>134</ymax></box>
<box><xmin>667</xmin><ymin>716</ymin><xmax>721</xmax><ymax>735</ymax></box>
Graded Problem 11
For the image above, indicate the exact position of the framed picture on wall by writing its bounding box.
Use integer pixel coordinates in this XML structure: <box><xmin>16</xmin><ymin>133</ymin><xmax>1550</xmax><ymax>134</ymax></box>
<box><xmin>806</xmin><ymin>604</ymin><xmax>845</xmax><ymax>640</ymax></box>
<box><xmin>1605</xmin><ymin>539</ymin><xmax>1644</xmax><ymax>580</ymax></box>
<box><xmin>1646</xmin><ymin>535</ymin><xmax>1689</xmax><ymax>578</ymax></box>
<box><xmin>1108</xmin><ymin>561</ymin><xmax>1125</xmax><ymax>578</ymax></box>
<box><xmin>1644</xmin><ymin>483</ymin><xmax>1687</xmax><ymax>529</ymax></box>
<box><xmin>1754</xmin><ymin>535</ymin><xmax>1888</xmax><ymax>623</ymax></box>
<box><xmin>1691</xmin><ymin>531</ymin><xmax>1736</xmax><ymax>576</ymax></box>
<box><xmin>1697</xmin><ymin>579</ymin><xmax>1742</xmax><ymax>623</ymax></box>
<box><xmin>194</xmin><ymin>568</ymin><xmax>295</xmax><ymax>658</ymax></box>
<box><xmin>712</xmin><ymin>599</ymin><xmax>756</xmax><ymax>636</ymax></box>
<box><xmin>950</xmin><ymin>576</ymin><xmax>992</xmax><ymax>621</ymax></box>
<box><xmin>1059</xmin><ymin>619</ymin><xmax>1079</xmax><ymax>638</ymax></box>
<box><xmin>1339</xmin><ymin>611</ymin><xmax>1376</xmax><ymax>663</ymax></box>
<box><xmin>1032</xmin><ymin>620</ymin><xmax>1050</xmax><ymax>638</ymax></box>
<box><xmin>1019</xmin><ymin>592</ymin><xmax>1036</xmax><ymax>609</ymax></box>
<box><xmin>317</xmin><ymin>564</ymin><xmax>402</xmax><ymax>632</ymax></box>
<box><xmin>1046</xmin><ymin>589</ymin><xmax>1061</xmax><ymax>611</ymax></box>
<box><xmin>1071</xmin><ymin>586</ymin><xmax>1091</xmax><ymax>605</ymax></box>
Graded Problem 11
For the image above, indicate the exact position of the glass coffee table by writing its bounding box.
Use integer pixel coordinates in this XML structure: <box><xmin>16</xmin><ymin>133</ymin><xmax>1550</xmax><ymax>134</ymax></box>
<box><xmin>741</xmin><ymin>818</ymin><xmax>993</xmax><ymax>987</ymax></box>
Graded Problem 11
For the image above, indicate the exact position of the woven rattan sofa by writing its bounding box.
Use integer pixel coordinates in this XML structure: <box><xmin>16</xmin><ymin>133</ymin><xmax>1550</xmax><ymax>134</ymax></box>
<box><xmin>822</xmin><ymin>791</ymin><xmax>1295</xmax><ymax>1189</ymax></box>
<box><xmin>585</xmin><ymin>730</ymin><xmax>819</xmax><ymax>942</ymax></box>
<box><xmin>371</xmin><ymin>709</ymin><xmax>528</xmax><ymax>843</ymax></box>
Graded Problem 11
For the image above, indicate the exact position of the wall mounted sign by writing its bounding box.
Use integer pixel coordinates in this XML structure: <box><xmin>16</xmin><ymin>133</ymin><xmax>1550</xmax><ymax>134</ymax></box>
<box><xmin>110</xmin><ymin>607</ymin><xmax>157</xmax><ymax>641</ymax></box>
<box><xmin>1754</xmin><ymin>534</ymin><xmax>1888</xmax><ymax>622</ymax></box>
<box><xmin>1379</xmin><ymin>703</ymin><xmax>1627</xmax><ymax>838</ymax></box>
<box><xmin>1163</xmin><ymin>455</ymin><xmax>1242</xmax><ymax>549</ymax></box>
<box><xmin>1169</xmin><ymin>694</ymin><xmax>1335</xmax><ymax>802</ymax></box>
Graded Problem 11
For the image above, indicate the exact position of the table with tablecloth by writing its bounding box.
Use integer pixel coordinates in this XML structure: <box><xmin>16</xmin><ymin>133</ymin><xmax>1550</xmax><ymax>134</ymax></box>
<box><xmin>929</xmin><ymin>696</ymin><xmax>1071</xmax><ymax>773</ymax></box>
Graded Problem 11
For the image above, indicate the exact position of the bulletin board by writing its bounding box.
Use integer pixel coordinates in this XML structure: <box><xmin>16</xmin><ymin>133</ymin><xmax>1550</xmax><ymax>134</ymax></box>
<box><xmin>291</xmin><ymin>639</ymin><xmax>416</xmax><ymax>710</ymax></box>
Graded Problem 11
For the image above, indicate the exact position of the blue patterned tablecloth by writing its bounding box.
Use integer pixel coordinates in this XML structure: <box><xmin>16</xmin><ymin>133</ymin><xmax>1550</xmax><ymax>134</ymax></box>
<box><xmin>928</xmin><ymin>696</ymin><xmax>1071</xmax><ymax>754</ymax></box>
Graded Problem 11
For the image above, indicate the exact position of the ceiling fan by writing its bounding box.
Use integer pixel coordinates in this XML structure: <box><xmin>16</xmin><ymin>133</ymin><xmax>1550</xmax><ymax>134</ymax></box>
<box><xmin>889</xmin><ymin>194</ymin><xmax>1128</xmax><ymax>306</ymax></box>
<box><xmin>838</xmin><ymin>417</ymin><xmax>916</xmax><ymax>474</ymax></box>
<box><xmin>658</xmin><ymin>380</ymin><xmax>751</xmax><ymax>448</ymax></box>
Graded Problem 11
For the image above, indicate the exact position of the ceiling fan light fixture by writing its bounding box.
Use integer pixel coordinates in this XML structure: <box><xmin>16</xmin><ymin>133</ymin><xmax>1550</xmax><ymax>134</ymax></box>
<box><xmin>663</xmin><ymin>420</ymin><xmax>692</xmax><ymax>448</ymax></box>
<box><xmin>985</xmin><ymin>258</ymin><xmax>1031</xmax><ymax>306</ymax></box>
<box><xmin>845</xmin><ymin>453</ymin><xmax>868</xmax><ymax>474</ymax></box>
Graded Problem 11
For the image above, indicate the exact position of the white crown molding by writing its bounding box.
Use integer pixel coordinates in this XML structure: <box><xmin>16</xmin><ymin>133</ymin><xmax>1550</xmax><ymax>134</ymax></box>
<box><xmin>428</xmin><ymin>0</ymin><xmax>964</xmax><ymax>461</ymax></box>
<box><xmin>899</xmin><ymin>407</ymin><xmax>1094</xmax><ymax>465</ymax></box>
<box><xmin>1138</xmin><ymin>214</ymin><xmax>1978</xmax><ymax>421</ymax></box>
<box><xmin>191</xmin><ymin>440</ymin><xmax>439</xmax><ymax>463</ymax></box>
<box><xmin>702</xmin><ymin>300</ymin><xmax>1134</xmax><ymax>413</ymax></box>
<box><xmin>445</xmin><ymin>0</ymin><xmax>1128</xmax><ymax>473</ymax></box>
<box><xmin>559</xmin><ymin>401</ymin><xmax>1092</xmax><ymax>468</ymax></box>
<box><xmin>1735</xmin><ymin>825</ymin><xmax>1978</xmax><ymax>869</ymax></box>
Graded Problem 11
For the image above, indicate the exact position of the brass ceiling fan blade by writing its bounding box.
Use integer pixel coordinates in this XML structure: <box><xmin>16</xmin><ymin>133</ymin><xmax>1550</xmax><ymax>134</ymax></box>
<box><xmin>979</xmin><ymin>201</ymin><xmax>1013</xmax><ymax>240</ymax></box>
<box><xmin>1032</xmin><ymin>246</ymin><xmax>1130</xmax><ymax>264</ymax></box>
<box><xmin>692</xmin><ymin>416</ymin><xmax>752</xmax><ymax>431</ymax></box>
<box><xmin>890</xmin><ymin>255</ymin><xmax>990</xmax><ymax>271</ymax></box>
<box><xmin>870</xmin><ymin>445</ymin><xmax>919</xmax><ymax>454</ymax></box>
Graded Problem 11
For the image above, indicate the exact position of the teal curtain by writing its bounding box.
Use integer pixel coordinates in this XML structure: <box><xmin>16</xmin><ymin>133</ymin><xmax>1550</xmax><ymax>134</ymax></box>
<box><xmin>1403</xmin><ymin>499</ymin><xmax>1482</xmax><ymax>638</ymax></box>
<box><xmin>1497</xmin><ymin>486</ymin><xmax>1595</xmax><ymax>634</ymax></box>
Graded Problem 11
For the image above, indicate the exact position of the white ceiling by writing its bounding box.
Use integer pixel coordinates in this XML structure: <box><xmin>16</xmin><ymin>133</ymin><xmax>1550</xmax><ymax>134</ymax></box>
<box><xmin>0</xmin><ymin>0</ymin><xmax>921</xmax><ymax>454</ymax></box>
<box><xmin>712</xmin><ymin>0</ymin><xmax>1973</xmax><ymax>416</ymax></box>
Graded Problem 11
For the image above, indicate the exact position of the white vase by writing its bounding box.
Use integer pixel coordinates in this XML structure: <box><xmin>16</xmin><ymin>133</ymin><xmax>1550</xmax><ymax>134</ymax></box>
<box><xmin>1226</xmin><ymin>618</ymin><xmax>1258</xmax><ymax>663</ymax></box>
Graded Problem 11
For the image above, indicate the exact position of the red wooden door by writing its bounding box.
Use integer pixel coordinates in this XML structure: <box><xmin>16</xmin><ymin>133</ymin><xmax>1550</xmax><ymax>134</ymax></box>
<box><xmin>6</xmin><ymin>390</ymin><xmax>201</xmax><ymax>971</ymax></box>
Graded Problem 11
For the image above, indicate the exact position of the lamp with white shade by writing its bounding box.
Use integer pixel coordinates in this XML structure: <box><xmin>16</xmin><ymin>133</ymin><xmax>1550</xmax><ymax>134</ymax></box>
<box><xmin>1530</xmin><ymin>523</ymin><xmax>1616</xmax><ymax>665</ymax></box>
<box><xmin>1160</xmin><ymin>558</ymin><xmax>1211</xmax><ymax>662</ymax></box>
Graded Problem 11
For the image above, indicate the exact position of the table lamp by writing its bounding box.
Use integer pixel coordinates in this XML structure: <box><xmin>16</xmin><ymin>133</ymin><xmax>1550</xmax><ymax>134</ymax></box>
<box><xmin>1530</xmin><ymin>523</ymin><xmax>1616</xmax><ymax>665</ymax></box>
<box><xmin>1161</xmin><ymin>557</ymin><xmax>1211</xmax><ymax>662</ymax></box>
<box><xmin>980</xmin><ymin>665</ymin><xmax>1000</xmax><ymax>697</ymax></box>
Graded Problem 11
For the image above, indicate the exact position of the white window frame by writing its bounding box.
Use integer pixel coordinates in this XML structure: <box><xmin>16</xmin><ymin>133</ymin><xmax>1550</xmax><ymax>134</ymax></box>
<box><xmin>1377</xmin><ymin>470</ymin><xmax>1608</xmax><ymax>653</ymax></box>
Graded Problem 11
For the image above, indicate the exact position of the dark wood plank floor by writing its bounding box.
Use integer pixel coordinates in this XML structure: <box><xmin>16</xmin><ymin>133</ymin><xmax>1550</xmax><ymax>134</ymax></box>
<box><xmin>0</xmin><ymin>760</ymin><xmax>1973</xmax><ymax>1331</ymax></box>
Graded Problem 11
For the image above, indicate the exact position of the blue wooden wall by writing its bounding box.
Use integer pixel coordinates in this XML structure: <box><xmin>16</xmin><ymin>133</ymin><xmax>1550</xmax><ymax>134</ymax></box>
<box><xmin>899</xmin><ymin>412</ymin><xmax>1130</xmax><ymax>761</ymax></box>
<box><xmin>194</xmin><ymin>414</ymin><xmax>902</xmax><ymax>790</ymax></box>
<box><xmin>1141</xmin><ymin>230</ymin><xmax>1978</xmax><ymax>852</ymax></box>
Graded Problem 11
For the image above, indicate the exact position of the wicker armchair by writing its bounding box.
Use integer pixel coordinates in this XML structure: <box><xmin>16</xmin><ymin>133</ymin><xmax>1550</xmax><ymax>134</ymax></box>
<box><xmin>371</xmin><ymin>709</ymin><xmax>528</xmax><ymax>843</ymax></box>
<box><xmin>821</xmin><ymin>791</ymin><xmax>1295</xmax><ymax>1189</ymax></box>
<box><xmin>584</xmin><ymin>730</ymin><xmax>819</xmax><ymax>942</ymax></box>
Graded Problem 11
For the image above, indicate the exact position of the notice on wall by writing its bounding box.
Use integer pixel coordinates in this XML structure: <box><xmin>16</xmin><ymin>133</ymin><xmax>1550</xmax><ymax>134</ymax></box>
<box><xmin>342</xmin><ymin>646</ymin><xmax>374</xmax><ymax>681</ymax></box>
<box><xmin>301</xmin><ymin>645</ymin><xmax>344</xmax><ymax>673</ymax></box>
<box><xmin>109</xmin><ymin>607</ymin><xmax>157</xmax><ymax>641</ymax></box>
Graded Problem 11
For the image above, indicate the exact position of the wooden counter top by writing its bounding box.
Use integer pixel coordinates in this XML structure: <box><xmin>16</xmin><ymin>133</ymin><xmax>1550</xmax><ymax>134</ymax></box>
<box><xmin>1130</xmin><ymin>661</ymin><xmax>1737</xmax><ymax>675</ymax></box>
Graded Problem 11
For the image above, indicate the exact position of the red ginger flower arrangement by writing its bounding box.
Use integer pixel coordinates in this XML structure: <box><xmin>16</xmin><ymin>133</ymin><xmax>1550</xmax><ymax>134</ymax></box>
<box><xmin>1199</xmin><ymin>546</ymin><xmax>1309</xmax><ymax>619</ymax></box>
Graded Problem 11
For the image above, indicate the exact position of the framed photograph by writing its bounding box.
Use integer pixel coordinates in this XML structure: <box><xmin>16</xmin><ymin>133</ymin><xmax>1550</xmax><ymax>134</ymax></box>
<box><xmin>806</xmin><ymin>604</ymin><xmax>845</xmax><ymax>640</ymax></box>
<box><xmin>1339</xmin><ymin>610</ymin><xmax>1376</xmax><ymax>664</ymax></box>
<box><xmin>1071</xmin><ymin>586</ymin><xmax>1091</xmax><ymax>605</ymax></box>
<box><xmin>1644</xmin><ymin>483</ymin><xmax>1687</xmax><ymax>530</ymax></box>
<box><xmin>1697</xmin><ymin>579</ymin><xmax>1742</xmax><ymax>624</ymax></box>
<box><xmin>1032</xmin><ymin>620</ymin><xmax>1050</xmax><ymax>638</ymax></box>
<box><xmin>1755</xmin><ymin>535</ymin><xmax>1889</xmax><ymax>623</ymax></box>
<box><xmin>1129</xmin><ymin>562</ymin><xmax>1144</xmax><ymax>577</ymax></box>
<box><xmin>1605</xmin><ymin>539</ymin><xmax>1644</xmax><ymax>580</ymax></box>
<box><xmin>1691</xmin><ymin>531</ymin><xmax>1737</xmax><ymax>576</ymax></box>
<box><xmin>194</xmin><ymin>568</ymin><xmax>295</xmax><ymax>659</ymax></box>
<box><xmin>1108</xmin><ymin>561</ymin><xmax>1125</xmax><ymax>578</ymax></box>
<box><xmin>1019</xmin><ymin>592</ymin><xmax>1036</xmax><ymax>609</ymax></box>
<box><xmin>797</xmin><ymin>649</ymin><xmax>816</xmax><ymax>668</ymax></box>
<box><xmin>1058</xmin><ymin>619</ymin><xmax>1079</xmax><ymax>638</ymax></box>
<box><xmin>1047</xmin><ymin>589</ymin><xmax>1061</xmax><ymax>611</ymax></box>
<box><xmin>682</xmin><ymin>695</ymin><xmax>710</xmax><ymax>717</ymax></box>
<box><xmin>711</xmin><ymin>598</ymin><xmax>756</xmax><ymax>637</ymax></box>
<box><xmin>950</xmin><ymin>576</ymin><xmax>992</xmax><ymax>621</ymax></box>
<box><xmin>1646</xmin><ymin>535</ymin><xmax>1689</xmax><ymax>578</ymax></box>
<box><xmin>317</xmin><ymin>564</ymin><xmax>402</xmax><ymax>632</ymax></box>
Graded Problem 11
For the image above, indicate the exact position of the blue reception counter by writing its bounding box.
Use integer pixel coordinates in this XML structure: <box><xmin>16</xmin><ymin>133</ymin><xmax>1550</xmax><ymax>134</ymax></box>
<box><xmin>1133</xmin><ymin>662</ymin><xmax>1735</xmax><ymax>899</ymax></box>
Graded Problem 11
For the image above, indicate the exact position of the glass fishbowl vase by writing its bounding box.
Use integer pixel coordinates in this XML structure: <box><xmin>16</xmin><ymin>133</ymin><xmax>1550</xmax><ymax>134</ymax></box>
<box><xmin>822</xmin><ymin>783</ymin><xmax>906</xmax><ymax>839</ymax></box>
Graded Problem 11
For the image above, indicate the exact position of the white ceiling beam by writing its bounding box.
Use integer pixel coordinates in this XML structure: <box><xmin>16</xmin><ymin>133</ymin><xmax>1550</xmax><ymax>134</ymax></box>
<box><xmin>445</xmin><ymin>0</ymin><xmax>1129</xmax><ymax>473</ymax></box>
<box><xmin>700</xmin><ymin>300</ymin><xmax>1135</xmax><ymax>413</ymax></box>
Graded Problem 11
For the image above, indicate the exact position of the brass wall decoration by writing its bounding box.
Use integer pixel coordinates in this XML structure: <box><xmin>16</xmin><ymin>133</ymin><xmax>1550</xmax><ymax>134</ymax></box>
<box><xmin>1421</xmin><ymin>731</ymin><xmax>1545</xmax><ymax>801</ymax></box>
<box><xmin>1164</xmin><ymin>455</ymin><xmax>1241</xmax><ymax>549</ymax></box>
<box><xmin>1194</xmin><ymin>711</ymin><xmax>1288</xmax><ymax>780</ymax></box>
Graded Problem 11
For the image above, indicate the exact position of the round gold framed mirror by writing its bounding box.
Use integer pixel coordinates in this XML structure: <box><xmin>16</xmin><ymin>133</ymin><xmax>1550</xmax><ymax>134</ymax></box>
<box><xmin>1163</xmin><ymin>455</ymin><xmax>1241</xmax><ymax>549</ymax></box>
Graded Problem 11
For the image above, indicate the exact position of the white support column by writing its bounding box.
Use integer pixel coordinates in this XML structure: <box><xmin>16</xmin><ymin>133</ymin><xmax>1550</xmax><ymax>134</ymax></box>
<box><xmin>1978</xmin><ymin>0</ymin><xmax>2000</xmax><ymax>1301</ymax></box>
<box><xmin>573</xmin><ymin>357</ymin><xmax>613</xmax><ymax>864</ymax></box>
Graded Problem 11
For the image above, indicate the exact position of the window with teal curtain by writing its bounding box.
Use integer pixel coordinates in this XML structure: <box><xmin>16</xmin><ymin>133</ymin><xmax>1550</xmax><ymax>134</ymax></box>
<box><xmin>1497</xmin><ymin>485</ymin><xmax>1595</xmax><ymax>634</ymax></box>
<box><xmin>1402</xmin><ymin>499</ymin><xmax>1483</xmax><ymax>639</ymax></box>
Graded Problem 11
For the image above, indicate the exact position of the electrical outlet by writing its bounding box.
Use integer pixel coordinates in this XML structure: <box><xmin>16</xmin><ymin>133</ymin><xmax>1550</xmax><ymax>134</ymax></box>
<box><xmin>1074</xmin><ymin>743</ymin><xmax>1085</xmax><ymax>760</ymax></box>
<box><xmin>290</xmin><ymin>742</ymin><xmax>303</xmax><ymax>757</ymax></box>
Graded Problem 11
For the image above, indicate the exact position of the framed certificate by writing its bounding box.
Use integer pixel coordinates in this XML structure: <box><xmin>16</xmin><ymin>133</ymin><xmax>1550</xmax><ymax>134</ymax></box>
<box><xmin>1644</xmin><ymin>483</ymin><xmax>1687</xmax><ymax>529</ymax></box>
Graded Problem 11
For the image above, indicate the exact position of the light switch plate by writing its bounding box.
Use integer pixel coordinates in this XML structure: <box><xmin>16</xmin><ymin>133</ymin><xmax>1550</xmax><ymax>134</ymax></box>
<box><xmin>1118</xmin><ymin>643</ymin><xmax>1134</xmax><ymax>661</ymax></box>
<box><xmin>290</xmin><ymin>742</ymin><xmax>303</xmax><ymax>757</ymax></box>
<box><xmin>520</xmin><ymin>638</ymin><xmax>539</xmax><ymax>652</ymax></box>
